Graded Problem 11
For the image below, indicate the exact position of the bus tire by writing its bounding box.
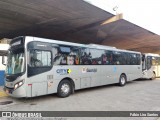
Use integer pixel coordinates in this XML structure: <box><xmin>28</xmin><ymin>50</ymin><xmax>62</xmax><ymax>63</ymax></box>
<box><xmin>57</xmin><ymin>80</ymin><xmax>72</xmax><ymax>98</ymax></box>
<box><xmin>151</xmin><ymin>72</ymin><xmax>156</xmax><ymax>80</ymax></box>
<box><xmin>119</xmin><ymin>74</ymin><xmax>126</xmax><ymax>86</ymax></box>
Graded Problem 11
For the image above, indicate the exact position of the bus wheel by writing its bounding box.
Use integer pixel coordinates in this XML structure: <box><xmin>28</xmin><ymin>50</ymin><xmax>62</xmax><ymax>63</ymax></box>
<box><xmin>151</xmin><ymin>72</ymin><xmax>156</xmax><ymax>80</ymax></box>
<box><xmin>57</xmin><ymin>80</ymin><xmax>72</xmax><ymax>98</ymax></box>
<box><xmin>119</xmin><ymin>74</ymin><xmax>126</xmax><ymax>86</ymax></box>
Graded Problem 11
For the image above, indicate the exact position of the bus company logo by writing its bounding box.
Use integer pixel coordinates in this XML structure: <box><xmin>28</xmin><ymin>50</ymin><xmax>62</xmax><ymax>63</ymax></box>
<box><xmin>86</xmin><ymin>68</ymin><xmax>97</xmax><ymax>73</ymax></box>
<box><xmin>82</xmin><ymin>67</ymin><xmax>97</xmax><ymax>73</ymax></box>
<box><xmin>56</xmin><ymin>69</ymin><xmax>72</xmax><ymax>75</ymax></box>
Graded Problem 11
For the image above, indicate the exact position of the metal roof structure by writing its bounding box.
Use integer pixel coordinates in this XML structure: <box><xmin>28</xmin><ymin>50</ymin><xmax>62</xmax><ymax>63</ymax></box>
<box><xmin>0</xmin><ymin>0</ymin><xmax>160</xmax><ymax>53</ymax></box>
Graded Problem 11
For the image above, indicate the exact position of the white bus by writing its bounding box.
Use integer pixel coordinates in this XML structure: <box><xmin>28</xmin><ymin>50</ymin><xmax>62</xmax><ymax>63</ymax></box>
<box><xmin>142</xmin><ymin>53</ymin><xmax>160</xmax><ymax>79</ymax></box>
<box><xmin>3</xmin><ymin>36</ymin><xmax>142</xmax><ymax>98</ymax></box>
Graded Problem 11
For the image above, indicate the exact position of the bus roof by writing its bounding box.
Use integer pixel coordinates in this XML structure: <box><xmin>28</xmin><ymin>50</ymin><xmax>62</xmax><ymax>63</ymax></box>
<box><xmin>25</xmin><ymin>36</ymin><xmax>141</xmax><ymax>54</ymax></box>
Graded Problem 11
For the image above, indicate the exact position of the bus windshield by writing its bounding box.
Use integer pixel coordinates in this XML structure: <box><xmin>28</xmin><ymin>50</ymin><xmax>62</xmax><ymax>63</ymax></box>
<box><xmin>6</xmin><ymin>49</ymin><xmax>25</xmax><ymax>75</ymax></box>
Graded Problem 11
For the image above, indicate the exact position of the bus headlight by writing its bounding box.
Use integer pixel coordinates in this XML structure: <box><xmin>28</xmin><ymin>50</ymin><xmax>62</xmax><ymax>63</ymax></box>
<box><xmin>14</xmin><ymin>84</ymin><xmax>19</xmax><ymax>90</ymax></box>
<box><xmin>14</xmin><ymin>80</ymin><xmax>24</xmax><ymax>90</ymax></box>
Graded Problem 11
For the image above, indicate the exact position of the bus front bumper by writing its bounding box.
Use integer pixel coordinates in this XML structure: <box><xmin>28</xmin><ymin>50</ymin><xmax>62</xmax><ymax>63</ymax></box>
<box><xmin>4</xmin><ymin>86</ymin><xmax>26</xmax><ymax>98</ymax></box>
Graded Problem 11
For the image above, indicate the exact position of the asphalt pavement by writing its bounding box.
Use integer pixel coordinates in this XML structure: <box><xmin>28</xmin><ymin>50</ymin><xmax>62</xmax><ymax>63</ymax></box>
<box><xmin>0</xmin><ymin>78</ymin><xmax>160</xmax><ymax>120</ymax></box>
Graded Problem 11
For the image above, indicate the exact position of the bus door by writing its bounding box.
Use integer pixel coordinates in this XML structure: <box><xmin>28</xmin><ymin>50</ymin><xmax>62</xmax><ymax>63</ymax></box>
<box><xmin>146</xmin><ymin>56</ymin><xmax>152</xmax><ymax>77</ymax></box>
<box><xmin>156</xmin><ymin>57</ymin><xmax>160</xmax><ymax>77</ymax></box>
<box><xmin>27</xmin><ymin>42</ymin><xmax>52</xmax><ymax>97</ymax></box>
<box><xmin>142</xmin><ymin>54</ymin><xmax>146</xmax><ymax>71</ymax></box>
<box><xmin>142</xmin><ymin>55</ymin><xmax>152</xmax><ymax>78</ymax></box>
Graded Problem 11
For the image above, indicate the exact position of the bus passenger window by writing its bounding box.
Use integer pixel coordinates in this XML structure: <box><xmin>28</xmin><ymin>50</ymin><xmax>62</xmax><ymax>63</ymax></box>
<box><xmin>67</xmin><ymin>55</ymin><xmax>74</xmax><ymax>65</ymax></box>
<box><xmin>29</xmin><ymin>50</ymin><xmax>51</xmax><ymax>67</ymax></box>
<box><xmin>82</xmin><ymin>52</ymin><xmax>90</xmax><ymax>65</ymax></box>
<box><xmin>102</xmin><ymin>54</ymin><xmax>108</xmax><ymax>64</ymax></box>
<box><xmin>75</xmin><ymin>56</ymin><xmax>79</xmax><ymax>65</ymax></box>
<box><xmin>109</xmin><ymin>53</ymin><xmax>113</xmax><ymax>65</ymax></box>
<box><xmin>89</xmin><ymin>49</ymin><xmax>104</xmax><ymax>65</ymax></box>
<box><xmin>60</xmin><ymin>55</ymin><xmax>67</xmax><ymax>65</ymax></box>
<box><xmin>147</xmin><ymin>57</ymin><xmax>152</xmax><ymax>70</ymax></box>
<box><xmin>30</xmin><ymin>51</ymin><xmax>42</xmax><ymax>67</ymax></box>
<box><xmin>54</xmin><ymin>51</ymin><xmax>62</xmax><ymax>65</ymax></box>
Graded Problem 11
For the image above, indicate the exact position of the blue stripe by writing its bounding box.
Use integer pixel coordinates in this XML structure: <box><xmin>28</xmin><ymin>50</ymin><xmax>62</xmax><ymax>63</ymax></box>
<box><xmin>0</xmin><ymin>70</ymin><xmax>5</xmax><ymax>86</ymax></box>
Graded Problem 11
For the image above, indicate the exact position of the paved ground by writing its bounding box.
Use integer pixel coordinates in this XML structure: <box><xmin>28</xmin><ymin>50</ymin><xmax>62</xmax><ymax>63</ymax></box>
<box><xmin>0</xmin><ymin>78</ymin><xmax>160</xmax><ymax>120</ymax></box>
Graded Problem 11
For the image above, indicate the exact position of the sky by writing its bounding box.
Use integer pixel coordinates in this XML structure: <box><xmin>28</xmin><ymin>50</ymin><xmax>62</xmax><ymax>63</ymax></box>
<box><xmin>84</xmin><ymin>0</ymin><xmax>160</xmax><ymax>35</ymax></box>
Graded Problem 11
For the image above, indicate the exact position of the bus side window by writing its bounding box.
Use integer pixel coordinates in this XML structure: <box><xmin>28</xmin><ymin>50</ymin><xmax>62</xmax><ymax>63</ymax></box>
<box><xmin>60</xmin><ymin>55</ymin><xmax>67</xmax><ymax>65</ymax></box>
<box><xmin>74</xmin><ymin>55</ymin><xmax>79</xmax><ymax>65</ymax></box>
<box><xmin>102</xmin><ymin>54</ymin><xmax>107</xmax><ymax>64</ymax></box>
<box><xmin>107</xmin><ymin>51</ymin><xmax>113</xmax><ymax>65</ymax></box>
<box><xmin>147</xmin><ymin>57</ymin><xmax>152</xmax><ymax>70</ymax></box>
<box><xmin>30</xmin><ymin>51</ymin><xmax>43</xmax><ymax>67</ymax></box>
<box><xmin>53</xmin><ymin>46</ymin><xmax>80</xmax><ymax>65</ymax></box>
<box><xmin>81</xmin><ymin>50</ymin><xmax>91</xmax><ymax>65</ymax></box>
<box><xmin>81</xmin><ymin>52</ymin><xmax>89</xmax><ymax>65</ymax></box>
<box><xmin>136</xmin><ymin>54</ymin><xmax>141</xmax><ymax>65</ymax></box>
<box><xmin>121</xmin><ymin>52</ymin><xmax>127</xmax><ymax>65</ymax></box>
<box><xmin>53</xmin><ymin>48</ymin><xmax>62</xmax><ymax>65</ymax></box>
<box><xmin>70</xmin><ymin>47</ymin><xmax>80</xmax><ymax>65</ymax></box>
<box><xmin>89</xmin><ymin>49</ymin><xmax>105</xmax><ymax>65</ymax></box>
<box><xmin>112</xmin><ymin>51</ymin><xmax>118</xmax><ymax>65</ymax></box>
<box><xmin>158</xmin><ymin>58</ymin><xmax>160</xmax><ymax>65</ymax></box>
<box><xmin>67</xmin><ymin>55</ymin><xmax>74</xmax><ymax>65</ymax></box>
<box><xmin>29</xmin><ymin>50</ymin><xmax>51</xmax><ymax>67</ymax></box>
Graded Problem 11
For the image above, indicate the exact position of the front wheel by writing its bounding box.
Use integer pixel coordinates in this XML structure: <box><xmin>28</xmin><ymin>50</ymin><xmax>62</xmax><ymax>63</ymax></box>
<box><xmin>57</xmin><ymin>80</ymin><xmax>72</xmax><ymax>98</ymax></box>
<box><xmin>119</xmin><ymin>74</ymin><xmax>127</xmax><ymax>86</ymax></box>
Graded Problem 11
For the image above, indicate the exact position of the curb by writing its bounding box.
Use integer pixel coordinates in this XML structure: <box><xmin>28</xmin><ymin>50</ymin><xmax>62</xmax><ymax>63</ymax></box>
<box><xmin>0</xmin><ymin>91</ymin><xmax>8</xmax><ymax>97</ymax></box>
<box><xmin>0</xmin><ymin>87</ymin><xmax>8</xmax><ymax>97</ymax></box>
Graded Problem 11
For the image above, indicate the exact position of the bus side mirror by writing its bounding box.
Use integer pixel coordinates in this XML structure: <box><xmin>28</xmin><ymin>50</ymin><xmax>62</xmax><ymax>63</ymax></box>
<box><xmin>2</xmin><ymin>56</ymin><xmax>7</xmax><ymax>66</ymax></box>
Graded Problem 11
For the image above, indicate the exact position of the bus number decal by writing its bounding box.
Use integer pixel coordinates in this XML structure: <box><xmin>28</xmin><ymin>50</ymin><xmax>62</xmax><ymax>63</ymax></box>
<box><xmin>56</xmin><ymin>69</ymin><xmax>72</xmax><ymax>75</ymax></box>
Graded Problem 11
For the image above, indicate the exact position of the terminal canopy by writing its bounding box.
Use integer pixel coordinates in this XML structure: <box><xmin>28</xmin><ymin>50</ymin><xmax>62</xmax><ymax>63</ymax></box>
<box><xmin>0</xmin><ymin>44</ymin><xmax>9</xmax><ymax>56</ymax></box>
<box><xmin>0</xmin><ymin>0</ymin><xmax>160</xmax><ymax>53</ymax></box>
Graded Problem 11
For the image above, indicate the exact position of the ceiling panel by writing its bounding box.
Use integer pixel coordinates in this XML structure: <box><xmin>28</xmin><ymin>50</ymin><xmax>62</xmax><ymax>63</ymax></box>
<box><xmin>0</xmin><ymin>0</ymin><xmax>160</xmax><ymax>53</ymax></box>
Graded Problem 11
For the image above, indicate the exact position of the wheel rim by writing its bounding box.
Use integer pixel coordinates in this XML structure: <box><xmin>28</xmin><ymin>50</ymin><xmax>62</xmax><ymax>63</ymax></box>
<box><xmin>61</xmin><ymin>83</ymin><xmax>70</xmax><ymax>95</ymax></box>
<box><xmin>121</xmin><ymin>77</ymin><xmax>126</xmax><ymax>85</ymax></box>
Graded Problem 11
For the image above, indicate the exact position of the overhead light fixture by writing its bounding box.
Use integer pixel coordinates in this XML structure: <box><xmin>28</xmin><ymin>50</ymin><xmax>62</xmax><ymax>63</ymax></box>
<box><xmin>113</xmin><ymin>6</ymin><xmax>118</xmax><ymax>12</ymax></box>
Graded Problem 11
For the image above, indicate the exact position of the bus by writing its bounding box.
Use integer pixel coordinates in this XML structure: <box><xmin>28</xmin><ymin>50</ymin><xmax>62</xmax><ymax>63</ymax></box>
<box><xmin>3</xmin><ymin>36</ymin><xmax>142</xmax><ymax>98</ymax></box>
<box><xmin>0</xmin><ymin>44</ymin><xmax>9</xmax><ymax>86</ymax></box>
<box><xmin>142</xmin><ymin>53</ymin><xmax>160</xmax><ymax>79</ymax></box>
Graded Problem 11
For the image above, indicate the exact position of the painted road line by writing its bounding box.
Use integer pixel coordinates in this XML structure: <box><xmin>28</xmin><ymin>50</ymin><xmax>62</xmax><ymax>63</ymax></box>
<box><xmin>0</xmin><ymin>91</ymin><xmax>8</xmax><ymax>97</ymax></box>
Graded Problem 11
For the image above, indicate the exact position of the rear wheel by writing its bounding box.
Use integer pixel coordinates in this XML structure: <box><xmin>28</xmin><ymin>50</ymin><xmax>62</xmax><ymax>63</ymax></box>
<box><xmin>57</xmin><ymin>80</ymin><xmax>72</xmax><ymax>98</ymax></box>
<box><xmin>119</xmin><ymin>74</ymin><xmax>127</xmax><ymax>86</ymax></box>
